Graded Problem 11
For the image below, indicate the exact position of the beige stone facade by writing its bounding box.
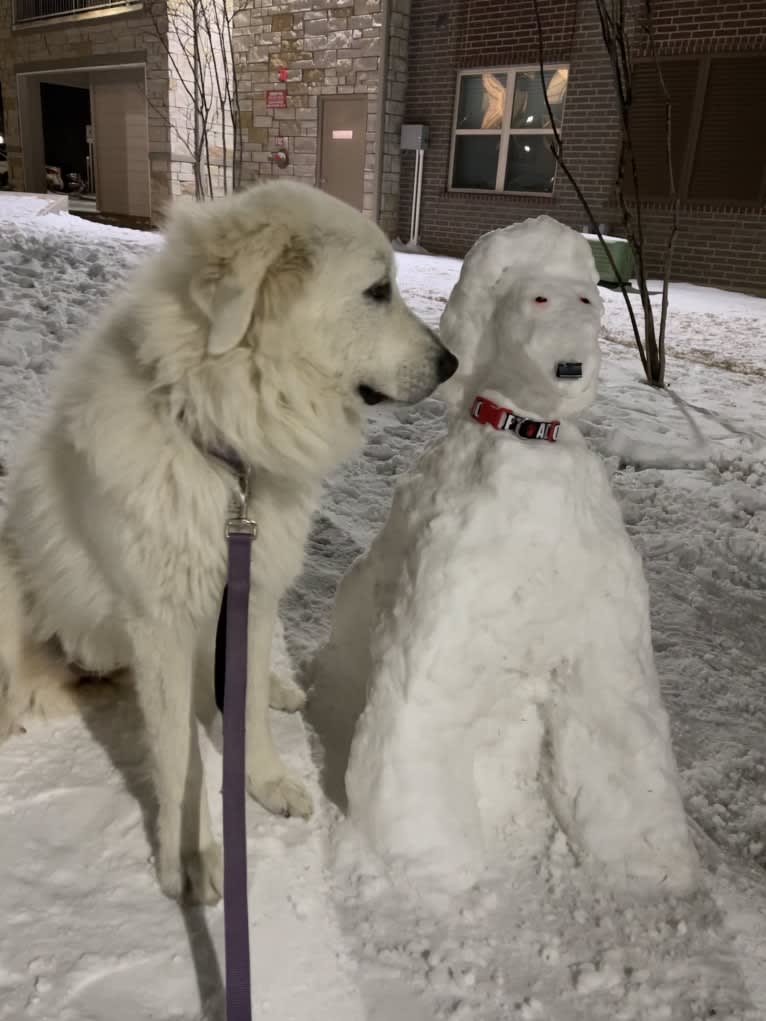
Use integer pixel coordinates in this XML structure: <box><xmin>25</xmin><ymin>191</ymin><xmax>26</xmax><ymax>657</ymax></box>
<box><xmin>0</xmin><ymin>1</ymin><xmax>174</xmax><ymax>216</ymax></box>
<box><xmin>0</xmin><ymin>0</ymin><xmax>411</xmax><ymax>231</ymax></box>
<box><xmin>231</xmin><ymin>0</ymin><xmax>408</xmax><ymax>227</ymax></box>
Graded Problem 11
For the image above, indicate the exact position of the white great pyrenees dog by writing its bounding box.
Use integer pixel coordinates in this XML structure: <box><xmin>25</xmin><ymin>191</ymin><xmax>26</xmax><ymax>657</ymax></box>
<box><xmin>0</xmin><ymin>180</ymin><xmax>457</xmax><ymax>903</ymax></box>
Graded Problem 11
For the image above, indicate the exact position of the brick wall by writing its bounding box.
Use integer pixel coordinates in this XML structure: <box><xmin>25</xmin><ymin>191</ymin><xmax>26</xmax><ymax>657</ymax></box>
<box><xmin>632</xmin><ymin>0</ymin><xmax>766</xmax><ymax>294</ymax></box>
<box><xmin>646</xmin><ymin>0</ymin><xmax>766</xmax><ymax>54</ymax></box>
<box><xmin>400</xmin><ymin>0</ymin><xmax>766</xmax><ymax>296</ymax></box>
<box><xmin>397</xmin><ymin>0</ymin><xmax>610</xmax><ymax>245</ymax></box>
<box><xmin>378</xmin><ymin>0</ymin><xmax>409</xmax><ymax>235</ymax></box>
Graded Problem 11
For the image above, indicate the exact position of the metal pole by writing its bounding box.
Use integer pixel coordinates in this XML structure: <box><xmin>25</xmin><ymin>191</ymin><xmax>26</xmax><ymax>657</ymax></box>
<box><xmin>409</xmin><ymin>148</ymin><xmax>418</xmax><ymax>245</ymax></box>
<box><xmin>412</xmin><ymin>148</ymin><xmax>424</xmax><ymax>248</ymax></box>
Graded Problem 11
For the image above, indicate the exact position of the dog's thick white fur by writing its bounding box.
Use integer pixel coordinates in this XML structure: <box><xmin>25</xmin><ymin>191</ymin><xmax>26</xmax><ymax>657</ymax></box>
<box><xmin>0</xmin><ymin>180</ymin><xmax>456</xmax><ymax>903</ymax></box>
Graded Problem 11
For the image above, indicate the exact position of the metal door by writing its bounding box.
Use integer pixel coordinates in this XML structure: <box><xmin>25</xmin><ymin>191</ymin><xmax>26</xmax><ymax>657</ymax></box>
<box><xmin>318</xmin><ymin>96</ymin><xmax>367</xmax><ymax>210</ymax></box>
<box><xmin>91</xmin><ymin>67</ymin><xmax>150</xmax><ymax>219</ymax></box>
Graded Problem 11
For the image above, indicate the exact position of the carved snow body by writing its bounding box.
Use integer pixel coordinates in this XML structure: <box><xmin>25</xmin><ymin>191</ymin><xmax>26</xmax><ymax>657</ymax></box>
<box><xmin>317</xmin><ymin>216</ymin><xmax>699</xmax><ymax>893</ymax></box>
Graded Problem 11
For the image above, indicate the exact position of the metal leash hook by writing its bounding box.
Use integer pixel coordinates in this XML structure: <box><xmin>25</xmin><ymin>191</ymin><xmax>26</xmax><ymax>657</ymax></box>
<box><xmin>221</xmin><ymin>462</ymin><xmax>257</xmax><ymax>1021</ymax></box>
<box><xmin>226</xmin><ymin>466</ymin><xmax>257</xmax><ymax>539</ymax></box>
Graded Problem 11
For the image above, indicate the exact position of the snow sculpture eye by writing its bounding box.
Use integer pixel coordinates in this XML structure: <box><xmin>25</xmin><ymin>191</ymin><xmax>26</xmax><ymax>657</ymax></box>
<box><xmin>534</xmin><ymin>296</ymin><xmax>548</xmax><ymax>304</ymax></box>
<box><xmin>580</xmin><ymin>297</ymin><xmax>591</xmax><ymax>304</ymax></box>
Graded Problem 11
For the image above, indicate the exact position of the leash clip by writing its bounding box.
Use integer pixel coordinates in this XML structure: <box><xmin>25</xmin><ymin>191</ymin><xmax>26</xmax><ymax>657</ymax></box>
<box><xmin>226</xmin><ymin>467</ymin><xmax>258</xmax><ymax>538</ymax></box>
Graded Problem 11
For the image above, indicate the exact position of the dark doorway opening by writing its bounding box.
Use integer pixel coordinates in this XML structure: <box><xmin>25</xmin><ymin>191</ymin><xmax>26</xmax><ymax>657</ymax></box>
<box><xmin>40</xmin><ymin>81</ymin><xmax>92</xmax><ymax>193</ymax></box>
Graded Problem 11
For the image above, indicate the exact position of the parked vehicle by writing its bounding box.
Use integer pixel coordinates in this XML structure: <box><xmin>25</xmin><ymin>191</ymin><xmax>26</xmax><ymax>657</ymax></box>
<box><xmin>65</xmin><ymin>172</ymin><xmax>85</xmax><ymax>194</ymax></box>
<box><xmin>46</xmin><ymin>165</ymin><xmax>65</xmax><ymax>192</ymax></box>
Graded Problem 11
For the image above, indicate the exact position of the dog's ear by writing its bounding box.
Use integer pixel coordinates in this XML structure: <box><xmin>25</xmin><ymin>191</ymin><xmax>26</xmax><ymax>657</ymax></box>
<box><xmin>255</xmin><ymin>238</ymin><xmax>313</xmax><ymax>324</ymax></box>
<box><xmin>190</xmin><ymin>269</ymin><xmax>259</xmax><ymax>357</ymax></box>
<box><xmin>191</xmin><ymin>236</ymin><xmax>313</xmax><ymax>356</ymax></box>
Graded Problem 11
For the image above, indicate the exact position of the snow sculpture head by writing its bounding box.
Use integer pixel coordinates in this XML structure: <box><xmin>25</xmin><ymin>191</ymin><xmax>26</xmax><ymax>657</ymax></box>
<box><xmin>487</xmin><ymin>270</ymin><xmax>603</xmax><ymax>418</ymax></box>
<box><xmin>440</xmin><ymin>216</ymin><xmax>604</xmax><ymax>419</ymax></box>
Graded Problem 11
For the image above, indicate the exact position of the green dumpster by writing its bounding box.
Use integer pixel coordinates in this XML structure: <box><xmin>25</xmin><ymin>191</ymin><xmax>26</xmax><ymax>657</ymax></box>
<box><xmin>583</xmin><ymin>233</ymin><xmax>634</xmax><ymax>285</ymax></box>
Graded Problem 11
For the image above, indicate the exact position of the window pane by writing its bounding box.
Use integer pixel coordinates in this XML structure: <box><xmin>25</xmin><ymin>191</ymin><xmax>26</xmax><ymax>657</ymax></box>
<box><xmin>627</xmin><ymin>60</ymin><xmax>699</xmax><ymax>198</ymax></box>
<box><xmin>457</xmin><ymin>73</ymin><xmax>508</xmax><ymax>130</ymax></box>
<box><xmin>689</xmin><ymin>55</ymin><xmax>766</xmax><ymax>202</ymax></box>
<box><xmin>511</xmin><ymin>69</ymin><xmax>568</xmax><ymax>129</ymax></box>
<box><xmin>452</xmin><ymin>135</ymin><xmax>500</xmax><ymax>189</ymax></box>
<box><xmin>504</xmin><ymin>135</ymin><xmax>557</xmax><ymax>192</ymax></box>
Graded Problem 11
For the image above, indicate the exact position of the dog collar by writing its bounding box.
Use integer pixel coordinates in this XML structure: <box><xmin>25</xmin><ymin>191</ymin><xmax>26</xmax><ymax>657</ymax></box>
<box><xmin>470</xmin><ymin>396</ymin><xmax>560</xmax><ymax>443</ymax></box>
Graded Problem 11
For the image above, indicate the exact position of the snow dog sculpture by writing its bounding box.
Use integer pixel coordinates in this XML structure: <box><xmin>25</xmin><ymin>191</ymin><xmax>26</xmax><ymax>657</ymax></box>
<box><xmin>317</xmin><ymin>216</ymin><xmax>699</xmax><ymax>894</ymax></box>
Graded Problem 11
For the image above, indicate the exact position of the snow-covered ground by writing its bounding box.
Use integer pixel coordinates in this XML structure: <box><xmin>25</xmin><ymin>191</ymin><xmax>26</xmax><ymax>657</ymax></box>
<box><xmin>0</xmin><ymin>204</ymin><xmax>765</xmax><ymax>1021</ymax></box>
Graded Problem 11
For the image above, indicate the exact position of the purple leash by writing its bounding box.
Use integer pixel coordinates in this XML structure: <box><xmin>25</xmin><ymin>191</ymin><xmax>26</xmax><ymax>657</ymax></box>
<box><xmin>217</xmin><ymin>465</ymin><xmax>257</xmax><ymax>1021</ymax></box>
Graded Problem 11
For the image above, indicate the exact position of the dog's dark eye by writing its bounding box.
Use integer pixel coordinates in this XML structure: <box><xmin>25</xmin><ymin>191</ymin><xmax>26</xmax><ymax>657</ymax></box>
<box><xmin>580</xmin><ymin>297</ymin><xmax>591</xmax><ymax>304</ymax></box>
<box><xmin>365</xmin><ymin>280</ymin><xmax>392</xmax><ymax>303</ymax></box>
<box><xmin>535</xmin><ymin>296</ymin><xmax>548</xmax><ymax>304</ymax></box>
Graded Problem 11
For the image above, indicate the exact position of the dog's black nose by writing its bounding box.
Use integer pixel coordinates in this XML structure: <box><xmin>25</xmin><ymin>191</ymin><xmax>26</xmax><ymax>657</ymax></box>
<box><xmin>437</xmin><ymin>348</ymin><xmax>459</xmax><ymax>383</ymax></box>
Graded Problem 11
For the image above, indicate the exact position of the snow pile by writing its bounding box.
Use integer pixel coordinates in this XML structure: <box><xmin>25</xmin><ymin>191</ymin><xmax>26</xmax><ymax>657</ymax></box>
<box><xmin>318</xmin><ymin>217</ymin><xmax>698</xmax><ymax>893</ymax></box>
<box><xmin>0</xmin><ymin>209</ymin><xmax>156</xmax><ymax>474</ymax></box>
<box><xmin>0</xmin><ymin>192</ymin><xmax>67</xmax><ymax>219</ymax></box>
<box><xmin>0</xmin><ymin>211</ymin><xmax>764</xmax><ymax>1020</ymax></box>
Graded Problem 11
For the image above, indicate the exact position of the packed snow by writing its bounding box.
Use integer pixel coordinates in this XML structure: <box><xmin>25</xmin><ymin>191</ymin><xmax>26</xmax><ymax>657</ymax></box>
<box><xmin>0</xmin><ymin>193</ymin><xmax>68</xmax><ymax>220</ymax></box>
<box><xmin>0</xmin><ymin>199</ymin><xmax>765</xmax><ymax>1021</ymax></box>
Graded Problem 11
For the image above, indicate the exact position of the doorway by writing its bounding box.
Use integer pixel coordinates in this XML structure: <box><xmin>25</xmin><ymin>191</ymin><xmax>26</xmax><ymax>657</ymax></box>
<box><xmin>318</xmin><ymin>96</ymin><xmax>367</xmax><ymax>211</ymax></box>
<box><xmin>17</xmin><ymin>64</ymin><xmax>150</xmax><ymax>221</ymax></box>
<box><xmin>40</xmin><ymin>80</ymin><xmax>94</xmax><ymax>202</ymax></box>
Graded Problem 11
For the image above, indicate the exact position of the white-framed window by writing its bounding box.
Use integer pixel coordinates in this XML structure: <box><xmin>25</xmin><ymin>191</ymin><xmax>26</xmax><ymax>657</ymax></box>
<box><xmin>449</xmin><ymin>66</ymin><xmax>569</xmax><ymax>195</ymax></box>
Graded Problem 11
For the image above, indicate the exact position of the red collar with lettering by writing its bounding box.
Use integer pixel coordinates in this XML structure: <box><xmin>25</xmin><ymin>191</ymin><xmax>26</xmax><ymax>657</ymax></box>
<box><xmin>470</xmin><ymin>396</ymin><xmax>560</xmax><ymax>443</ymax></box>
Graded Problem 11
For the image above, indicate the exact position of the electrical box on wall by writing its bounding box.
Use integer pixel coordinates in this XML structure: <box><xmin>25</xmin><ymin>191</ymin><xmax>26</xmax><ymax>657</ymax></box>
<box><xmin>400</xmin><ymin>124</ymin><xmax>430</xmax><ymax>151</ymax></box>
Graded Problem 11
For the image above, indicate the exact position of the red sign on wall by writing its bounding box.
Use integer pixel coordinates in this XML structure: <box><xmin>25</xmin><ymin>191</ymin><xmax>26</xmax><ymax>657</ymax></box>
<box><xmin>266</xmin><ymin>90</ymin><xmax>288</xmax><ymax>109</ymax></box>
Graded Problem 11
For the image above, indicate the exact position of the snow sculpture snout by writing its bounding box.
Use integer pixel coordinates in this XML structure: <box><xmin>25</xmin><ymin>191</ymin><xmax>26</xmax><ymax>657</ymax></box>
<box><xmin>485</xmin><ymin>273</ymin><xmax>603</xmax><ymax>420</ymax></box>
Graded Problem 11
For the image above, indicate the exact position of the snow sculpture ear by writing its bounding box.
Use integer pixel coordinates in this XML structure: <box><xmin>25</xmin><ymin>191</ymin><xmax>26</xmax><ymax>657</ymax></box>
<box><xmin>190</xmin><ymin>269</ymin><xmax>259</xmax><ymax>357</ymax></box>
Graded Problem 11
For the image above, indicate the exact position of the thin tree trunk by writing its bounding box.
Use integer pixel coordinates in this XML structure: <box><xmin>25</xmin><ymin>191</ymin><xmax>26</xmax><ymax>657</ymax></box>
<box><xmin>644</xmin><ymin>0</ymin><xmax>677</xmax><ymax>387</ymax></box>
<box><xmin>532</xmin><ymin>0</ymin><xmax>649</xmax><ymax>379</ymax></box>
<box><xmin>533</xmin><ymin>0</ymin><xmax>675</xmax><ymax>387</ymax></box>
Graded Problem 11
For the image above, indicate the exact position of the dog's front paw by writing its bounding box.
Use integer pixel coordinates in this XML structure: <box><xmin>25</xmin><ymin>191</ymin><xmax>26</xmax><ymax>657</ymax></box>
<box><xmin>157</xmin><ymin>842</ymin><xmax>223</xmax><ymax>905</ymax></box>
<box><xmin>268</xmin><ymin>671</ymin><xmax>307</xmax><ymax>713</ymax></box>
<box><xmin>248</xmin><ymin>771</ymin><xmax>313</xmax><ymax>819</ymax></box>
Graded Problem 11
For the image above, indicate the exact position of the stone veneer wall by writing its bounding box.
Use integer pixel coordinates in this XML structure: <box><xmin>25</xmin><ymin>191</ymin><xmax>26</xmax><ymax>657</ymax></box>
<box><xmin>164</xmin><ymin>0</ymin><xmax>236</xmax><ymax>198</ymax></box>
<box><xmin>232</xmin><ymin>0</ymin><xmax>406</xmax><ymax>225</ymax></box>
<box><xmin>0</xmin><ymin>0</ymin><xmax>174</xmax><ymax>214</ymax></box>
<box><xmin>0</xmin><ymin>0</ymin><xmax>236</xmax><ymax>213</ymax></box>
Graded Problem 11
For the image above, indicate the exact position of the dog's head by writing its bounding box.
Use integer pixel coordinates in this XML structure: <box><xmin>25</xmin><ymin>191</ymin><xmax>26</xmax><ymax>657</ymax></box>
<box><xmin>155</xmin><ymin>181</ymin><xmax>456</xmax><ymax>475</ymax></box>
<box><xmin>153</xmin><ymin>180</ymin><xmax>459</xmax><ymax>473</ymax></box>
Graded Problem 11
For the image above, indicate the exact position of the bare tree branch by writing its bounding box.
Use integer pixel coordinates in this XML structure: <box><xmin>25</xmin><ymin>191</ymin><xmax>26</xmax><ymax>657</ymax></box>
<box><xmin>643</xmin><ymin>0</ymin><xmax>677</xmax><ymax>384</ymax></box>
<box><xmin>145</xmin><ymin>0</ymin><xmax>243</xmax><ymax>199</ymax></box>
<box><xmin>533</xmin><ymin>0</ymin><xmax>675</xmax><ymax>386</ymax></box>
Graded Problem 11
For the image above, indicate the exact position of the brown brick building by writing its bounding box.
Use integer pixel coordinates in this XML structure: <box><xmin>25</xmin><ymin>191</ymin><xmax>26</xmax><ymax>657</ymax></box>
<box><xmin>1</xmin><ymin>0</ymin><xmax>764</xmax><ymax>294</ymax></box>
<box><xmin>399</xmin><ymin>0</ymin><xmax>766</xmax><ymax>296</ymax></box>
